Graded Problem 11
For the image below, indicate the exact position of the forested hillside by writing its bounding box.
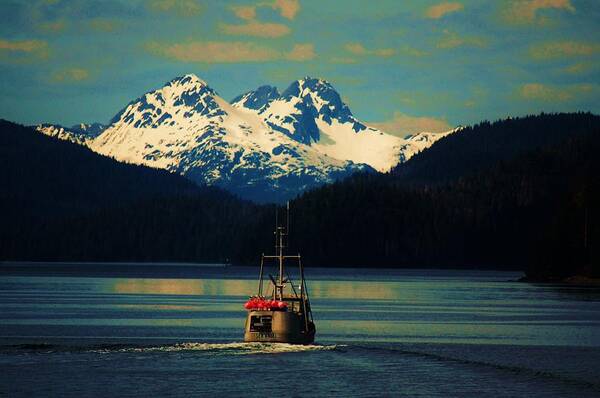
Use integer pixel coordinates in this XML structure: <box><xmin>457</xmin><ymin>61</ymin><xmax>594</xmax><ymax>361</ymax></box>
<box><xmin>2</xmin><ymin>114</ymin><xmax>598</xmax><ymax>280</ymax></box>
<box><xmin>0</xmin><ymin>120</ymin><xmax>267</xmax><ymax>262</ymax></box>
<box><xmin>0</xmin><ymin>119</ymin><xmax>200</xmax><ymax>217</ymax></box>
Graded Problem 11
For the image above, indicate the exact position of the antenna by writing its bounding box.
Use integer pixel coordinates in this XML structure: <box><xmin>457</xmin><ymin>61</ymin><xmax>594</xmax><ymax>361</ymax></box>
<box><xmin>275</xmin><ymin>206</ymin><xmax>279</xmax><ymax>250</ymax></box>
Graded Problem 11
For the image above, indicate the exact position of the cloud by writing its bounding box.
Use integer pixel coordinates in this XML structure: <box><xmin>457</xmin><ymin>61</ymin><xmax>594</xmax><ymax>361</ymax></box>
<box><xmin>286</xmin><ymin>43</ymin><xmax>315</xmax><ymax>61</ymax></box>
<box><xmin>425</xmin><ymin>2</ymin><xmax>464</xmax><ymax>19</ymax></box>
<box><xmin>0</xmin><ymin>39</ymin><xmax>47</xmax><ymax>52</ymax></box>
<box><xmin>437</xmin><ymin>30</ymin><xmax>487</xmax><ymax>49</ymax></box>
<box><xmin>226</xmin><ymin>2</ymin><xmax>296</xmax><ymax>38</ymax></box>
<box><xmin>330</xmin><ymin>57</ymin><xmax>358</xmax><ymax>64</ymax></box>
<box><xmin>530</xmin><ymin>41</ymin><xmax>600</xmax><ymax>59</ymax></box>
<box><xmin>344</xmin><ymin>42</ymin><xmax>396</xmax><ymax>58</ymax></box>
<box><xmin>0</xmin><ymin>38</ymin><xmax>49</xmax><ymax>62</ymax></box>
<box><xmin>51</xmin><ymin>67</ymin><xmax>90</xmax><ymax>83</ymax></box>
<box><xmin>394</xmin><ymin>46</ymin><xmax>428</xmax><ymax>58</ymax></box>
<box><xmin>147</xmin><ymin>0</ymin><xmax>202</xmax><ymax>16</ymax></box>
<box><xmin>220</xmin><ymin>21</ymin><xmax>290</xmax><ymax>38</ymax></box>
<box><xmin>519</xmin><ymin>82</ymin><xmax>594</xmax><ymax>101</ymax></box>
<box><xmin>563</xmin><ymin>62</ymin><xmax>593</xmax><ymax>74</ymax></box>
<box><xmin>503</xmin><ymin>0</ymin><xmax>575</xmax><ymax>23</ymax></box>
<box><xmin>370</xmin><ymin>112</ymin><xmax>452</xmax><ymax>136</ymax></box>
<box><xmin>231</xmin><ymin>5</ymin><xmax>256</xmax><ymax>21</ymax></box>
<box><xmin>39</xmin><ymin>19</ymin><xmax>67</xmax><ymax>33</ymax></box>
<box><xmin>146</xmin><ymin>40</ymin><xmax>315</xmax><ymax>63</ymax></box>
<box><xmin>230</xmin><ymin>1</ymin><xmax>300</xmax><ymax>20</ymax></box>
<box><xmin>270</xmin><ymin>0</ymin><xmax>300</xmax><ymax>20</ymax></box>
<box><xmin>345</xmin><ymin>43</ymin><xmax>367</xmax><ymax>55</ymax></box>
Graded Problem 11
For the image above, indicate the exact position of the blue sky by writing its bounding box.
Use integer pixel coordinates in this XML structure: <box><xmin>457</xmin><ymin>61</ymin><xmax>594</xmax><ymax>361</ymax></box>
<box><xmin>0</xmin><ymin>0</ymin><xmax>598</xmax><ymax>134</ymax></box>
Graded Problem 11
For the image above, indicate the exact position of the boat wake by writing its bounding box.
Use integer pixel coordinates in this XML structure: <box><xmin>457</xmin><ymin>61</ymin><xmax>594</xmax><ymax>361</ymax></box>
<box><xmin>354</xmin><ymin>345</ymin><xmax>600</xmax><ymax>391</ymax></box>
<box><xmin>93</xmin><ymin>342</ymin><xmax>342</xmax><ymax>355</ymax></box>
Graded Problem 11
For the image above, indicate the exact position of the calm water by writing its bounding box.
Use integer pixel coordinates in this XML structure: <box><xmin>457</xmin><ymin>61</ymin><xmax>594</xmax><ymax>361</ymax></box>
<box><xmin>1</xmin><ymin>264</ymin><xmax>600</xmax><ymax>397</ymax></box>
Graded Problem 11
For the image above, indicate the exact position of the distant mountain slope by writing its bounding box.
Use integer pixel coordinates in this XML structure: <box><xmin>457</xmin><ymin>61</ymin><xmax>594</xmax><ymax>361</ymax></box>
<box><xmin>232</xmin><ymin>77</ymin><xmax>451</xmax><ymax>172</ymax></box>
<box><xmin>36</xmin><ymin>122</ymin><xmax>106</xmax><ymax>145</ymax></box>
<box><xmin>0</xmin><ymin>119</ymin><xmax>201</xmax><ymax>218</ymax></box>
<box><xmin>36</xmin><ymin>74</ymin><xmax>453</xmax><ymax>203</ymax></box>
<box><xmin>392</xmin><ymin>112</ymin><xmax>600</xmax><ymax>184</ymax></box>
<box><xmin>88</xmin><ymin>74</ymin><xmax>370</xmax><ymax>203</ymax></box>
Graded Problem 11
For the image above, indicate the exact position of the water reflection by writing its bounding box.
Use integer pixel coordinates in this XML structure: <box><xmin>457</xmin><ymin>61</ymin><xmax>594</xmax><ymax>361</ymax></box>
<box><xmin>107</xmin><ymin>278</ymin><xmax>418</xmax><ymax>301</ymax></box>
<box><xmin>110</xmin><ymin>278</ymin><xmax>255</xmax><ymax>296</ymax></box>
<box><xmin>310</xmin><ymin>280</ymin><xmax>409</xmax><ymax>300</ymax></box>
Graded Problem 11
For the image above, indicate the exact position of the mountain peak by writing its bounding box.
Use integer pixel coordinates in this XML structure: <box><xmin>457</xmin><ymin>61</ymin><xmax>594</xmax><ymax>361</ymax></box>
<box><xmin>106</xmin><ymin>73</ymin><xmax>225</xmax><ymax>129</ymax></box>
<box><xmin>300</xmin><ymin>76</ymin><xmax>329</xmax><ymax>86</ymax></box>
<box><xmin>282</xmin><ymin>77</ymin><xmax>333</xmax><ymax>99</ymax></box>
<box><xmin>168</xmin><ymin>73</ymin><xmax>208</xmax><ymax>88</ymax></box>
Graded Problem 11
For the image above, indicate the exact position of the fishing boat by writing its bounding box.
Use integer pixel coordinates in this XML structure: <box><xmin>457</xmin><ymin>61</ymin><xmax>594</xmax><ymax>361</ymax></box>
<box><xmin>243</xmin><ymin>204</ymin><xmax>316</xmax><ymax>344</ymax></box>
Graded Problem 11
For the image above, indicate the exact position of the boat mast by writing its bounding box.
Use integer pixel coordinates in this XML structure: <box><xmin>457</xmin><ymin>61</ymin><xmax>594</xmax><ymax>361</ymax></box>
<box><xmin>275</xmin><ymin>202</ymin><xmax>290</xmax><ymax>300</ymax></box>
<box><xmin>276</xmin><ymin>202</ymin><xmax>290</xmax><ymax>300</ymax></box>
<box><xmin>278</xmin><ymin>225</ymin><xmax>284</xmax><ymax>300</ymax></box>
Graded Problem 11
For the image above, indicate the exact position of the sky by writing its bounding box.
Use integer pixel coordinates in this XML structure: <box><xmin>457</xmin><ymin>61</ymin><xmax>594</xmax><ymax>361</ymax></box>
<box><xmin>0</xmin><ymin>0</ymin><xmax>598</xmax><ymax>135</ymax></box>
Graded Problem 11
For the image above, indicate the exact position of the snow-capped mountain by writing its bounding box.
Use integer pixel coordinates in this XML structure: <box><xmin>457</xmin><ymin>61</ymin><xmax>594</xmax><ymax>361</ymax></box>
<box><xmin>232</xmin><ymin>77</ymin><xmax>434</xmax><ymax>172</ymax></box>
<box><xmin>36</xmin><ymin>122</ymin><xmax>106</xmax><ymax>145</ymax></box>
<box><xmin>88</xmin><ymin>74</ymin><xmax>369</xmax><ymax>202</ymax></box>
<box><xmin>396</xmin><ymin>130</ymin><xmax>457</xmax><ymax>162</ymax></box>
<box><xmin>36</xmin><ymin>74</ymin><xmax>454</xmax><ymax>202</ymax></box>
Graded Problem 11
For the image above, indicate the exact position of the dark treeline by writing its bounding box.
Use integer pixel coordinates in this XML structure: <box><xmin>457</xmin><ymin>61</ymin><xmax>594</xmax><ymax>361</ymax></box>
<box><xmin>1</xmin><ymin>114</ymin><xmax>599</xmax><ymax>279</ymax></box>
<box><xmin>287</xmin><ymin>112</ymin><xmax>600</xmax><ymax>277</ymax></box>
<box><xmin>290</xmin><ymin>129</ymin><xmax>598</xmax><ymax>276</ymax></box>
<box><xmin>0</xmin><ymin>119</ymin><xmax>200</xmax><ymax>218</ymax></box>
<box><xmin>0</xmin><ymin>119</ymin><xmax>267</xmax><ymax>262</ymax></box>
<box><xmin>392</xmin><ymin>112</ymin><xmax>600</xmax><ymax>184</ymax></box>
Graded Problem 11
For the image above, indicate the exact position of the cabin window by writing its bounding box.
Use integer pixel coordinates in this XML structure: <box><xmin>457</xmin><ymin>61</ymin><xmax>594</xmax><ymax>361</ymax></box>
<box><xmin>250</xmin><ymin>315</ymin><xmax>272</xmax><ymax>332</ymax></box>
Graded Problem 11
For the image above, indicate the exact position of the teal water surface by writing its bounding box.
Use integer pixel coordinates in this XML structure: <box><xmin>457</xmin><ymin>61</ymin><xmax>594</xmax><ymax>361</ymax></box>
<box><xmin>1</xmin><ymin>264</ymin><xmax>600</xmax><ymax>397</ymax></box>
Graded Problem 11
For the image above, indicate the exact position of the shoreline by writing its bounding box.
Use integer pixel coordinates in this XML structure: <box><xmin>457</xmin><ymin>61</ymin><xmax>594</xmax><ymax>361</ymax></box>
<box><xmin>519</xmin><ymin>274</ymin><xmax>600</xmax><ymax>287</ymax></box>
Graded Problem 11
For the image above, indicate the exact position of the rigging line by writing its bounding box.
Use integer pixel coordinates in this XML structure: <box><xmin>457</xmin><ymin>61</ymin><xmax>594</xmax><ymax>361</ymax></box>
<box><xmin>285</xmin><ymin>269</ymin><xmax>299</xmax><ymax>298</ymax></box>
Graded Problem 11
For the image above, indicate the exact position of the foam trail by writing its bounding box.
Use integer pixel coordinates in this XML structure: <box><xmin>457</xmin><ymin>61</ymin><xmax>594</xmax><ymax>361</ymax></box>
<box><xmin>93</xmin><ymin>342</ymin><xmax>343</xmax><ymax>356</ymax></box>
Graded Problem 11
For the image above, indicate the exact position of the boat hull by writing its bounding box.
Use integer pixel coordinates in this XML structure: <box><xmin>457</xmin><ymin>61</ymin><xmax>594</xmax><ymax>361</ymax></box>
<box><xmin>244</xmin><ymin>310</ymin><xmax>315</xmax><ymax>344</ymax></box>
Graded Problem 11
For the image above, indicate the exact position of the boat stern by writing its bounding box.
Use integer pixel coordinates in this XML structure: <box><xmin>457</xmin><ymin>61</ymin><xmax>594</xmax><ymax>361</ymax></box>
<box><xmin>244</xmin><ymin>310</ymin><xmax>314</xmax><ymax>344</ymax></box>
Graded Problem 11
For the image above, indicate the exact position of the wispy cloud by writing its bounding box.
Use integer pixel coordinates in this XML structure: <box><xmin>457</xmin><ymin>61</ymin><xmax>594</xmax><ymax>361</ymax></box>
<box><xmin>286</xmin><ymin>43</ymin><xmax>315</xmax><ymax>61</ymax></box>
<box><xmin>437</xmin><ymin>30</ymin><xmax>487</xmax><ymax>49</ymax></box>
<box><xmin>51</xmin><ymin>67</ymin><xmax>90</xmax><ymax>83</ymax></box>
<box><xmin>234</xmin><ymin>0</ymin><xmax>300</xmax><ymax>21</ymax></box>
<box><xmin>398</xmin><ymin>45</ymin><xmax>428</xmax><ymax>58</ymax></box>
<box><xmin>270</xmin><ymin>0</ymin><xmax>300</xmax><ymax>20</ymax></box>
<box><xmin>344</xmin><ymin>42</ymin><xmax>396</xmax><ymax>57</ymax></box>
<box><xmin>519</xmin><ymin>82</ymin><xmax>594</xmax><ymax>101</ymax></box>
<box><xmin>231</xmin><ymin>5</ymin><xmax>257</xmax><ymax>21</ymax></box>
<box><xmin>0</xmin><ymin>39</ymin><xmax>47</xmax><ymax>52</ymax></box>
<box><xmin>370</xmin><ymin>112</ymin><xmax>452</xmax><ymax>136</ymax></box>
<box><xmin>225</xmin><ymin>1</ymin><xmax>294</xmax><ymax>38</ymax></box>
<box><xmin>345</xmin><ymin>43</ymin><xmax>367</xmax><ymax>55</ymax></box>
<box><xmin>503</xmin><ymin>0</ymin><xmax>575</xmax><ymax>24</ymax></box>
<box><xmin>220</xmin><ymin>21</ymin><xmax>290</xmax><ymax>38</ymax></box>
<box><xmin>329</xmin><ymin>57</ymin><xmax>358</xmax><ymax>64</ymax></box>
<box><xmin>562</xmin><ymin>62</ymin><xmax>594</xmax><ymax>74</ymax></box>
<box><xmin>146</xmin><ymin>40</ymin><xmax>315</xmax><ymax>63</ymax></box>
<box><xmin>530</xmin><ymin>41</ymin><xmax>600</xmax><ymax>59</ymax></box>
<box><xmin>39</xmin><ymin>19</ymin><xmax>67</xmax><ymax>33</ymax></box>
<box><xmin>425</xmin><ymin>2</ymin><xmax>464</xmax><ymax>19</ymax></box>
<box><xmin>0</xmin><ymin>38</ymin><xmax>49</xmax><ymax>62</ymax></box>
<box><xmin>147</xmin><ymin>0</ymin><xmax>202</xmax><ymax>16</ymax></box>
